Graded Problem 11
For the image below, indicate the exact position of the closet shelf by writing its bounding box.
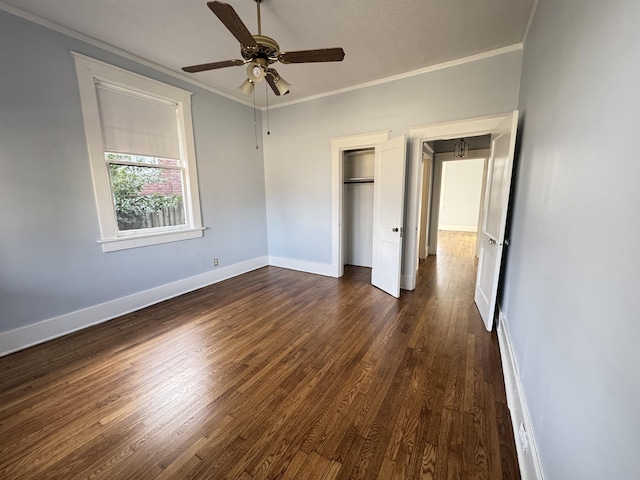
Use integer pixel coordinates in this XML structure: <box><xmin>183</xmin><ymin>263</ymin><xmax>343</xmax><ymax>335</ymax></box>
<box><xmin>344</xmin><ymin>177</ymin><xmax>374</xmax><ymax>184</ymax></box>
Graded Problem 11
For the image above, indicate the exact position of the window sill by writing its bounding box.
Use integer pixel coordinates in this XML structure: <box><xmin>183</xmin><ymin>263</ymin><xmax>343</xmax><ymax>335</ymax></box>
<box><xmin>98</xmin><ymin>227</ymin><xmax>205</xmax><ymax>252</ymax></box>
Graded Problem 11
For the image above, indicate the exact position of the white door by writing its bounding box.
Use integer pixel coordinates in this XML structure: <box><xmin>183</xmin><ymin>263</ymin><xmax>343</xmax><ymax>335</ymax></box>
<box><xmin>371</xmin><ymin>135</ymin><xmax>407</xmax><ymax>297</ymax></box>
<box><xmin>475</xmin><ymin>111</ymin><xmax>519</xmax><ymax>330</ymax></box>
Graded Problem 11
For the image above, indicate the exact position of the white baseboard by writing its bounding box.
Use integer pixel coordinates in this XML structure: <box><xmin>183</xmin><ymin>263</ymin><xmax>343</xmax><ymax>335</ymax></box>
<box><xmin>0</xmin><ymin>256</ymin><xmax>269</xmax><ymax>358</ymax></box>
<box><xmin>270</xmin><ymin>256</ymin><xmax>417</xmax><ymax>293</ymax></box>
<box><xmin>268</xmin><ymin>256</ymin><xmax>335</xmax><ymax>277</ymax></box>
<box><xmin>1</xmin><ymin>254</ymin><xmax>416</xmax><ymax>357</ymax></box>
<box><xmin>401</xmin><ymin>273</ymin><xmax>416</xmax><ymax>291</ymax></box>
<box><xmin>497</xmin><ymin>310</ymin><xmax>545</xmax><ymax>480</ymax></box>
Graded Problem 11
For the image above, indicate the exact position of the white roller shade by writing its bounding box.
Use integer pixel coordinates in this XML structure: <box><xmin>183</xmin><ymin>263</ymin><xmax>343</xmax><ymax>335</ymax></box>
<box><xmin>96</xmin><ymin>82</ymin><xmax>181</xmax><ymax>160</ymax></box>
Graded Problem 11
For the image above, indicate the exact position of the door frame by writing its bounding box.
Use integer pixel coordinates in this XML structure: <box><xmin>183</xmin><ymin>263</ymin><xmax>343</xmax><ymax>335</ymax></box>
<box><xmin>405</xmin><ymin>113</ymin><xmax>514</xmax><ymax>289</ymax></box>
<box><xmin>418</xmin><ymin>144</ymin><xmax>433</xmax><ymax>260</ymax></box>
<box><xmin>331</xmin><ymin>131</ymin><xmax>390</xmax><ymax>277</ymax></box>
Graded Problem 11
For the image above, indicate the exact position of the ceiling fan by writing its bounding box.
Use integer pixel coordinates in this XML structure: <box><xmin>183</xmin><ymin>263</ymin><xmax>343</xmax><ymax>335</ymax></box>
<box><xmin>182</xmin><ymin>0</ymin><xmax>345</xmax><ymax>96</ymax></box>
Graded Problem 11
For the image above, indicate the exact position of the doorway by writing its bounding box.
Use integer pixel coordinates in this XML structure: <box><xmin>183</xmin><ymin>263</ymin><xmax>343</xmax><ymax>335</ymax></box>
<box><xmin>331</xmin><ymin>132</ymin><xmax>407</xmax><ymax>297</ymax></box>
<box><xmin>427</xmin><ymin>135</ymin><xmax>490</xmax><ymax>258</ymax></box>
<box><xmin>407</xmin><ymin>111</ymin><xmax>519</xmax><ymax>331</ymax></box>
<box><xmin>407</xmin><ymin>114</ymin><xmax>510</xmax><ymax>292</ymax></box>
<box><xmin>330</xmin><ymin>131</ymin><xmax>389</xmax><ymax>278</ymax></box>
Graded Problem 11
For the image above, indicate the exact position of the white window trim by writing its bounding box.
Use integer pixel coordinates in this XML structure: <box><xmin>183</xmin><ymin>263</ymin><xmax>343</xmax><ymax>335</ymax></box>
<box><xmin>72</xmin><ymin>52</ymin><xmax>204</xmax><ymax>252</ymax></box>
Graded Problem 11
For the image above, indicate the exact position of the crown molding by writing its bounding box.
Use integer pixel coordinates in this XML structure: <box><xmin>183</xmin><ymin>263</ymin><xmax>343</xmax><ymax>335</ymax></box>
<box><xmin>266</xmin><ymin>44</ymin><xmax>524</xmax><ymax>110</ymax></box>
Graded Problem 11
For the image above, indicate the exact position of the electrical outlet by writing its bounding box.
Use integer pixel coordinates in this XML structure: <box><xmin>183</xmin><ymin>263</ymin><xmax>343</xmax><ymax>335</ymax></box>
<box><xmin>518</xmin><ymin>423</ymin><xmax>529</xmax><ymax>454</ymax></box>
<box><xmin>213</xmin><ymin>258</ymin><xmax>219</xmax><ymax>267</ymax></box>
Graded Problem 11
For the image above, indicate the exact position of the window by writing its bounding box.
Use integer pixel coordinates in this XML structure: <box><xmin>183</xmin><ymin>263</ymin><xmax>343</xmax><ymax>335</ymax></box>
<box><xmin>73</xmin><ymin>53</ymin><xmax>203</xmax><ymax>252</ymax></box>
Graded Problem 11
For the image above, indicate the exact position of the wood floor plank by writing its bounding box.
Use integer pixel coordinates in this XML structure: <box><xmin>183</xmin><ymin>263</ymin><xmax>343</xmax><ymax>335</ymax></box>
<box><xmin>0</xmin><ymin>231</ymin><xmax>520</xmax><ymax>479</ymax></box>
<box><xmin>419</xmin><ymin>441</ymin><xmax>437</xmax><ymax>480</ymax></box>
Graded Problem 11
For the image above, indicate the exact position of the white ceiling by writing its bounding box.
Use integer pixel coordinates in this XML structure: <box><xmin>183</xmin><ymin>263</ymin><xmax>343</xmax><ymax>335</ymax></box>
<box><xmin>2</xmin><ymin>0</ymin><xmax>535</xmax><ymax>107</ymax></box>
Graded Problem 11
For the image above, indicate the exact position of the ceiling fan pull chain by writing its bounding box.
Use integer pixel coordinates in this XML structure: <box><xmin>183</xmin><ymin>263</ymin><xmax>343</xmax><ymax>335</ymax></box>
<box><xmin>265</xmin><ymin>82</ymin><xmax>271</xmax><ymax>135</ymax></box>
<box><xmin>253</xmin><ymin>86</ymin><xmax>259</xmax><ymax>149</ymax></box>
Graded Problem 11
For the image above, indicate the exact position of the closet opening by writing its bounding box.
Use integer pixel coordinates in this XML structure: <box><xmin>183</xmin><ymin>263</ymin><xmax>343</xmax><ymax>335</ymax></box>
<box><xmin>342</xmin><ymin>148</ymin><xmax>375</xmax><ymax>270</ymax></box>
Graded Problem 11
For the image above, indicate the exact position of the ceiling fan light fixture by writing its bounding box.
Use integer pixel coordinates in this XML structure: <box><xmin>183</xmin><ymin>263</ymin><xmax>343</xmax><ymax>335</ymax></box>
<box><xmin>273</xmin><ymin>76</ymin><xmax>291</xmax><ymax>95</ymax></box>
<box><xmin>238</xmin><ymin>78</ymin><xmax>255</xmax><ymax>95</ymax></box>
<box><xmin>246</xmin><ymin>61</ymin><xmax>266</xmax><ymax>83</ymax></box>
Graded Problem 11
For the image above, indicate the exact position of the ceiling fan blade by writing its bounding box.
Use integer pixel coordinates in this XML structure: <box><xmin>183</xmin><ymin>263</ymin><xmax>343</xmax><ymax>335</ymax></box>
<box><xmin>279</xmin><ymin>48</ymin><xmax>345</xmax><ymax>64</ymax></box>
<box><xmin>182</xmin><ymin>59</ymin><xmax>245</xmax><ymax>73</ymax></box>
<box><xmin>208</xmin><ymin>1</ymin><xmax>257</xmax><ymax>47</ymax></box>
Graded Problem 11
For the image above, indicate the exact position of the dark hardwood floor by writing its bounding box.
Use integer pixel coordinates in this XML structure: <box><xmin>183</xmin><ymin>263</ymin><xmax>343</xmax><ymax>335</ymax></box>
<box><xmin>0</xmin><ymin>231</ymin><xmax>520</xmax><ymax>479</ymax></box>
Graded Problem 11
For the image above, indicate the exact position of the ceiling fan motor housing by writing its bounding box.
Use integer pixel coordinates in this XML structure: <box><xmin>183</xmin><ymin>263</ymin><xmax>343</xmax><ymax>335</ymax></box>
<box><xmin>242</xmin><ymin>35</ymin><xmax>280</xmax><ymax>64</ymax></box>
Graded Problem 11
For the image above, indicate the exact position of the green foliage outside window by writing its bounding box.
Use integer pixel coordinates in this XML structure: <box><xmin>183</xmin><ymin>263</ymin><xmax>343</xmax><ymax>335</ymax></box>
<box><xmin>107</xmin><ymin>154</ymin><xmax>184</xmax><ymax>230</ymax></box>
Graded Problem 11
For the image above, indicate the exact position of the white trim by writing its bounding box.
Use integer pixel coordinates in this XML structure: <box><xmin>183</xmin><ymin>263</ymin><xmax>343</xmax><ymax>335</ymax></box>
<box><xmin>268</xmin><ymin>45</ymin><xmax>523</xmax><ymax>110</ymax></box>
<box><xmin>402</xmin><ymin>137</ymin><xmax>422</xmax><ymax>292</ymax></box>
<box><xmin>0</xmin><ymin>1</ymin><xmax>254</xmax><ymax>108</ymax></box>
<box><xmin>268</xmin><ymin>256</ymin><xmax>335</xmax><ymax>278</ymax></box>
<box><xmin>409</xmin><ymin>113</ymin><xmax>509</xmax><ymax>140</ymax></box>
<box><xmin>497</xmin><ymin>310</ymin><xmax>545</xmax><ymax>480</ymax></box>
<box><xmin>99</xmin><ymin>228</ymin><xmax>205</xmax><ymax>252</ymax></box>
<box><xmin>0</xmin><ymin>256</ymin><xmax>269</xmax><ymax>358</ymax></box>
<box><xmin>331</xmin><ymin>131</ymin><xmax>391</xmax><ymax>278</ymax></box>
<box><xmin>71</xmin><ymin>52</ymin><xmax>195</xmax><ymax>98</ymax></box>
<box><xmin>400</xmin><ymin>274</ymin><xmax>415</xmax><ymax>291</ymax></box>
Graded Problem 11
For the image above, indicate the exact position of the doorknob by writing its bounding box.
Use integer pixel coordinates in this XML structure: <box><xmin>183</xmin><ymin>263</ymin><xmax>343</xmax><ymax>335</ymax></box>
<box><xmin>392</xmin><ymin>228</ymin><xmax>399</xmax><ymax>232</ymax></box>
<box><xmin>488</xmin><ymin>238</ymin><xmax>496</xmax><ymax>245</ymax></box>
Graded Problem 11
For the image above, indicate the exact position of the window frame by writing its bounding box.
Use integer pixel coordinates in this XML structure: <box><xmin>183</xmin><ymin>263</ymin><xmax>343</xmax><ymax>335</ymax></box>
<box><xmin>73</xmin><ymin>52</ymin><xmax>203</xmax><ymax>252</ymax></box>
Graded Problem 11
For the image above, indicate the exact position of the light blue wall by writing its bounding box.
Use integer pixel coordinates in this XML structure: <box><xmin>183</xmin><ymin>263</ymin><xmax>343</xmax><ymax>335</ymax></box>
<box><xmin>262</xmin><ymin>50</ymin><xmax>523</xmax><ymax>263</ymax></box>
<box><xmin>502</xmin><ymin>1</ymin><xmax>640</xmax><ymax>478</ymax></box>
<box><xmin>0</xmin><ymin>11</ymin><xmax>268</xmax><ymax>333</ymax></box>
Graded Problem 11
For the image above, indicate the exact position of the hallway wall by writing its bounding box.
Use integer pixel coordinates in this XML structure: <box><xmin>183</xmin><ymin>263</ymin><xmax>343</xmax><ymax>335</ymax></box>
<box><xmin>501</xmin><ymin>1</ymin><xmax>640</xmax><ymax>478</ymax></box>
